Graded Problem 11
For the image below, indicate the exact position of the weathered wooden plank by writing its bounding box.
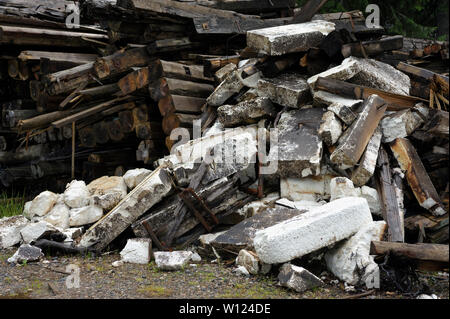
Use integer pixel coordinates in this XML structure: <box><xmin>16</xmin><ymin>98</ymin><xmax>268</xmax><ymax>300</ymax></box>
<box><xmin>375</xmin><ymin>146</ymin><xmax>405</xmax><ymax>243</ymax></box>
<box><xmin>391</xmin><ymin>138</ymin><xmax>446</xmax><ymax>217</ymax></box>
<box><xmin>292</xmin><ymin>0</ymin><xmax>328</xmax><ymax>23</ymax></box>
<box><xmin>78</xmin><ymin>166</ymin><xmax>173</xmax><ymax>252</ymax></box>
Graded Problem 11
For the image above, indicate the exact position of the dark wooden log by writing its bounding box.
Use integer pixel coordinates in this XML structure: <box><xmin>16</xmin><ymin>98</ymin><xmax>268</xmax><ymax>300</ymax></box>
<box><xmin>94</xmin><ymin>47</ymin><xmax>153</xmax><ymax>80</ymax></box>
<box><xmin>162</xmin><ymin>113</ymin><xmax>200</xmax><ymax>135</ymax></box>
<box><xmin>341</xmin><ymin>36</ymin><xmax>404</xmax><ymax>58</ymax></box>
<box><xmin>107</xmin><ymin>118</ymin><xmax>126</xmax><ymax>142</ymax></box>
<box><xmin>158</xmin><ymin>95</ymin><xmax>206</xmax><ymax>117</ymax></box>
<box><xmin>135</xmin><ymin>121</ymin><xmax>164</xmax><ymax>140</ymax></box>
<box><xmin>370</xmin><ymin>241</ymin><xmax>449</xmax><ymax>264</ymax></box>
<box><xmin>79</xmin><ymin>126</ymin><xmax>97</xmax><ymax>148</ymax></box>
<box><xmin>118</xmin><ymin>67</ymin><xmax>151</xmax><ymax>95</ymax></box>
<box><xmin>292</xmin><ymin>0</ymin><xmax>328</xmax><ymax>23</ymax></box>
<box><xmin>92</xmin><ymin>121</ymin><xmax>110</xmax><ymax>145</ymax></box>
<box><xmin>149</xmin><ymin>78</ymin><xmax>214</xmax><ymax>101</ymax></box>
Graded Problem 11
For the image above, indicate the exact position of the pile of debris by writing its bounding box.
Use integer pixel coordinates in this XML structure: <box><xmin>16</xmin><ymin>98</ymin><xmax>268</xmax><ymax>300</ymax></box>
<box><xmin>0</xmin><ymin>0</ymin><xmax>449</xmax><ymax>296</ymax></box>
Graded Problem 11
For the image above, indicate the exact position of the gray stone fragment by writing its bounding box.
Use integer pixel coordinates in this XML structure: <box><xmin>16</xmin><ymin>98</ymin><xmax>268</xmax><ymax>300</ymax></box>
<box><xmin>269</xmin><ymin>108</ymin><xmax>324</xmax><ymax>178</ymax></box>
<box><xmin>69</xmin><ymin>205</ymin><xmax>103</xmax><ymax>227</ymax></box>
<box><xmin>0</xmin><ymin>215</ymin><xmax>29</xmax><ymax>249</ymax></box>
<box><xmin>217</xmin><ymin>97</ymin><xmax>276</xmax><ymax>127</ymax></box>
<box><xmin>120</xmin><ymin>238</ymin><xmax>152</xmax><ymax>264</ymax></box>
<box><xmin>210</xmin><ymin>207</ymin><xmax>305</xmax><ymax>253</ymax></box>
<box><xmin>28</xmin><ymin>191</ymin><xmax>58</xmax><ymax>218</ymax></box>
<box><xmin>123</xmin><ymin>168</ymin><xmax>152</xmax><ymax>190</ymax></box>
<box><xmin>7</xmin><ymin>244</ymin><xmax>43</xmax><ymax>264</ymax></box>
<box><xmin>154</xmin><ymin>251</ymin><xmax>193</xmax><ymax>271</ymax></box>
<box><xmin>309</xmin><ymin>57</ymin><xmax>411</xmax><ymax>96</ymax></box>
<box><xmin>254</xmin><ymin>198</ymin><xmax>373</xmax><ymax>264</ymax></box>
<box><xmin>20</xmin><ymin>221</ymin><xmax>61</xmax><ymax>244</ymax></box>
<box><xmin>318</xmin><ymin>111</ymin><xmax>343</xmax><ymax>146</ymax></box>
<box><xmin>324</xmin><ymin>221</ymin><xmax>386</xmax><ymax>288</ymax></box>
<box><xmin>351</xmin><ymin>128</ymin><xmax>383</xmax><ymax>187</ymax></box>
<box><xmin>64</xmin><ymin>180</ymin><xmax>90</xmax><ymax>209</ymax></box>
<box><xmin>278</xmin><ymin>263</ymin><xmax>324</xmax><ymax>293</ymax></box>
<box><xmin>258</xmin><ymin>73</ymin><xmax>310</xmax><ymax>108</ymax></box>
<box><xmin>380</xmin><ymin>106</ymin><xmax>429</xmax><ymax>143</ymax></box>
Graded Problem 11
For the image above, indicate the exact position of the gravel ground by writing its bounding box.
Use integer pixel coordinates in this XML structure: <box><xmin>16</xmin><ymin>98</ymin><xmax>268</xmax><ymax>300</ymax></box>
<box><xmin>0</xmin><ymin>249</ymin><xmax>448</xmax><ymax>300</ymax></box>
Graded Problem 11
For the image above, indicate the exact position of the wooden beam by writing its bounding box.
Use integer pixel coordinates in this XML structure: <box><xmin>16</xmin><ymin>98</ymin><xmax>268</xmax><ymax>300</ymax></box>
<box><xmin>370</xmin><ymin>241</ymin><xmax>449</xmax><ymax>264</ymax></box>
<box><xmin>391</xmin><ymin>138</ymin><xmax>446</xmax><ymax>217</ymax></box>
<box><xmin>292</xmin><ymin>0</ymin><xmax>328</xmax><ymax>23</ymax></box>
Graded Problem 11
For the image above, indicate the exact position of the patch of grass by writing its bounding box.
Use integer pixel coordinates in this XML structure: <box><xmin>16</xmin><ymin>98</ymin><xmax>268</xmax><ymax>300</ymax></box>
<box><xmin>218</xmin><ymin>281</ymin><xmax>288</xmax><ymax>299</ymax></box>
<box><xmin>138</xmin><ymin>285</ymin><xmax>174</xmax><ymax>298</ymax></box>
<box><xmin>0</xmin><ymin>192</ymin><xmax>26</xmax><ymax>218</ymax></box>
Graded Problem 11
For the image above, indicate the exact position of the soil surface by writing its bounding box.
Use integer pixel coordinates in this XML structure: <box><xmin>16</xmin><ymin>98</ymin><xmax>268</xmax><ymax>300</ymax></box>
<box><xmin>0</xmin><ymin>249</ymin><xmax>448</xmax><ymax>299</ymax></box>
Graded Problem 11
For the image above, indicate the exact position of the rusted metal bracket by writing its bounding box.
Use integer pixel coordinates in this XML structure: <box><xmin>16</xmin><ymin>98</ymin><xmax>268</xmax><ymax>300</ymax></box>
<box><xmin>141</xmin><ymin>220</ymin><xmax>171</xmax><ymax>252</ymax></box>
<box><xmin>178</xmin><ymin>188</ymin><xmax>218</xmax><ymax>233</ymax></box>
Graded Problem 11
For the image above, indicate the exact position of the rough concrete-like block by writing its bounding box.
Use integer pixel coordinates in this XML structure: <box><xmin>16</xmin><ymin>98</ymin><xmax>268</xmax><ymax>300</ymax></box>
<box><xmin>123</xmin><ymin>168</ymin><xmax>152</xmax><ymax>190</ymax></box>
<box><xmin>258</xmin><ymin>73</ymin><xmax>310</xmax><ymax>108</ymax></box>
<box><xmin>380</xmin><ymin>107</ymin><xmax>428</xmax><ymax>143</ymax></box>
<box><xmin>360</xmin><ymin>186</ymin><xmax>382</xmax><ymax>216</ymax></box>
<box><xmin>7</xmin><ymin>244</ymin><xmax>43</xmax><ymax>264</ymax></box>
<box><xmin>87</xmin><ymin>176</ymin><xmax>128</xmax><ymax>212</ymax></box>
<box><xmin>69</xmin><ymin>205</ymin><xmax>103</xmax><ymax>227</ymax></box>
<box><xmin>0</xmin><ymin>215</ymin><xmax>29</xmax><ymax>249</ymax></box>
<box><xmin>308</xmin><ymin>57</ymin><xmax>361</xmax><ymax>91</ymax></box>
<box><xmin>235</xmin><ymin>193</ymin><xmax>280</xmax><ymax>218</ymax></box>
<box><xmin>217</xmin><ymin>97</ymin><xmax>276</xmax><ymax>127</ymax></box>
<box><xmin>64</xmin><ymin>180</ymin><xmax>91</xmax><ymax>208</ymax></box>
<box><xmin>154</xmin><ymin>251</ymin><xmax>193</xmax><ymax>271</ymax></box>
<box><xmin>254</xmin><ymin>197</ymin><xmax>373</xmax><ymax>264</ymax></box>
<box><xmin>278</xmin><ymin>263</ymin><xmax>324</xmax><ymax>293</ymax></box>
<box><xmin>44</xmin><ymin>203</ymin><xmax>70</xmax><ymax>229</ymax></box>
<box><xmin>351</xmin><ymin>128</ymin><xmax>383</xmax><ymax>187</ymax></box>
<box><xmin>28</xmin><ymin>191</ymin><xmax>58</xmax><ymax>218</ymax></box>
<box><xmin>211</xmin><ymin>207</ymin><xmax>305</xmax><ymax>253</ymax></box>
<box><xmin>120</xmin><ymin>238</ymin><xmax>152</xmax><ymax>264</ymax></box>
<box><xmin>325</xmin><ymin>221</ymin><xmax>386</xmax><ymax>288</ymax></box>
<box><xmin>330</xmin><ymin>177</ymin><xmax>361</xmax><ymax>202</ymax></box>
<box><xmin>318</xmin><ymin>111</ymin><xmax>343</xmax><ymax>146</ymax></box>
<box><xmin>269</xmin><ymin>108</ymin><xmax>324</xmax><ymax>178</ymax></box>
<box><xmin>247</xmin><ymin>21</ymin><xmax>335</xmax><ymax>56</ymax></box>
<box><xmin>280</xmin><ymin>174</ymin><xmax>334</xmax><ymax>202</ymax></box>
<box><xmin>313</xmin><ymin>90</ymin><xmax>362</xmax><ymax>125</ymax></box>
<box><xmin>309</xmin><ymin>57</ymin><xmax>411</xmax><ymax>96</ymax></box>
<box><xmin>236</xmin><ymin>249</ymin><xmax>260</xmax><ymax>275</ymax></box>
<box><xmin>20</xmin><ymin>221</ymin><xmax>60</xmax><ymax>244</ymax></box>
<box><xmin>207</xmin><ymin>69</ymin><xmax>260</xmax><ymax>107</ymax></box>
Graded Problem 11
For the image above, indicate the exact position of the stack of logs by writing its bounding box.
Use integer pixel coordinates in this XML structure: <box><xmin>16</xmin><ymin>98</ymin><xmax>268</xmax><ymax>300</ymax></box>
<box><xmin>0</xmin><ymin>0</ymin><xmax>297</xmax><ymax>190</ymax></box>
